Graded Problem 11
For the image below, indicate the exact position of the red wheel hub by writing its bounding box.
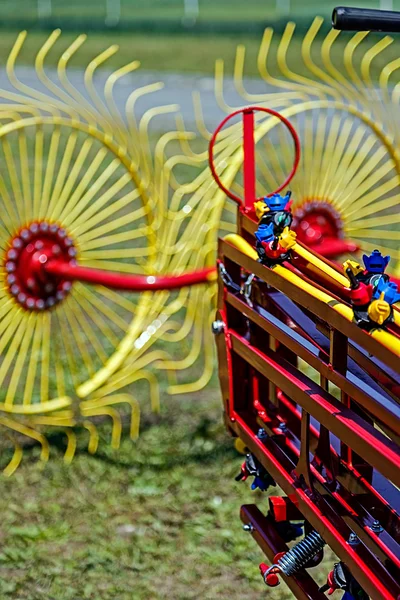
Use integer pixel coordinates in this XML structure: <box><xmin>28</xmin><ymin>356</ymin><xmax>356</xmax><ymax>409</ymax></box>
<box><xmin>4</xmin><ymin>222</ymin><xmax>76</xmax><ymax>310</ymax></box>
<box><xmin>292</xmin><ymin>201</ymin><xmax>343</xmax><ymax>246</ymax></box>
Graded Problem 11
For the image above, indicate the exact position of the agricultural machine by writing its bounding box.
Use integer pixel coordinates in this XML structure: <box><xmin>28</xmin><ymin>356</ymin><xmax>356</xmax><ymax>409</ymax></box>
<box><xmin>0</xmin><ymin>4</ymin><xmax>398</xmax><ymax>599</ymax></box>
<box><xmin>211</xmin><ymin>7</ymin><xmax>400</xmax><ymax>600</ymax></box>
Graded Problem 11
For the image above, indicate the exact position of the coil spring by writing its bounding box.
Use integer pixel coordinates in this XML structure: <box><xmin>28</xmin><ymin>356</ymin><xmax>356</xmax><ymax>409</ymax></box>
<box><xmin>277</xmin><ymin>531</ymin><xmax>325</xmax><ymax>576</ymax></box>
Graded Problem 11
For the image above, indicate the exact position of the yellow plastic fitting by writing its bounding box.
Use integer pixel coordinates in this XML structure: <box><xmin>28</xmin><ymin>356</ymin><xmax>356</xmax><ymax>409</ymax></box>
<box><xmin>368</xmin><ymin>293</ymin><xmax>391</xmax><ymax>325</ymax></box>
<box><xmin>343</xmin><ymin>259</ymin><xmax>364</xmax><ymax>279</ymax></box>
<box><xmin>254</xmin><ymin>200</ymin><xmax>270</xmax><ymax>221</ymax></box>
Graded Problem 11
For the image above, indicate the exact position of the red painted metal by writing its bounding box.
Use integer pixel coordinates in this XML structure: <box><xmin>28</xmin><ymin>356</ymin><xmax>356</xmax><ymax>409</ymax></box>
<box><xmin>208</xmin><ymin>106</ymin><xmax>301</xmax><ymax>208</ymax></box>
<box><xmin>4</xmin><ymin>222</ymin><xmax>76</xmax><ymax>310</ymax></box>
<box><xmin>216</xmin><ymin>233</ymin><xmax>400</xmax><ymax>598</ymax></box>
<box><xmin>45</xmin><ymin>259</ymin><xmax>216</xmax><ymax>292</ymax></box>
<box><xmin>243</xmin><ymin>109</ymin><xmax>256</xmax><ymax>212</ymax></box>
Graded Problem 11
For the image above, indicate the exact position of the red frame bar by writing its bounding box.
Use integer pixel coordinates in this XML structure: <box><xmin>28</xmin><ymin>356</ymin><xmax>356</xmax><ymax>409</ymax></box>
<box><xmin>45</xmin><ymin>260</ymin><xmax>216</xmax><ymax>292</ymax></box>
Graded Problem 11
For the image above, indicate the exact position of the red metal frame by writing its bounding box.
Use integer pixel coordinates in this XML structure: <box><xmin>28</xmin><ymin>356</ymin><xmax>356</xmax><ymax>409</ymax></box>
<box><xmin>45</xmin><ymin>260</ymin><xmax>215</xmax><ymax>291</ymax></box>
<box><xmin>216</xmin><ymin>236</ymin><xmax>400</xmax><ymax>599</ymax></box>
<box><xmin>208</xmin><ymin>106</ymin><xmax>301</xmax><ymax>211</ymax></box>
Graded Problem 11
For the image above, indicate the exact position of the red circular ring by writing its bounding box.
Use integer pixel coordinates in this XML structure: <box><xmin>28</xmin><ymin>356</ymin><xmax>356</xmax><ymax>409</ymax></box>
<box><xmin>208</xmin><ymin>106</ymin><xmax>301</xmax><ymax>205</ymax></box>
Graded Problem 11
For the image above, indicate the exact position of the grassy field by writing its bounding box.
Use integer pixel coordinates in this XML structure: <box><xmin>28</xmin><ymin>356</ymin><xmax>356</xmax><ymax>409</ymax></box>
<box><xmin>2</xmin><ymin>0</ymin><xmax>400</xmax><ymax>22</ymax></box>
<box><xmin>0</xmin><ymin>379</ymin><xmax>335</xmax><ymax>600</ymax></box>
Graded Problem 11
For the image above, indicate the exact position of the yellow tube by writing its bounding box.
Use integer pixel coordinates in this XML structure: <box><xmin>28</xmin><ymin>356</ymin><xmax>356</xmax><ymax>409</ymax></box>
<box><xmin>223</xmin><ymin>234</ymin><xmax>400</xmax><ymax>357</ymax></box>
<box><xmin>224</xmin><ymin>233</ymin><xmax>259</xmax><ymax>261</ymax></box>
<box><xmin>292</xmin><ymin>242</ymin><xmax>350</xmax><ymax>288</ymax></box>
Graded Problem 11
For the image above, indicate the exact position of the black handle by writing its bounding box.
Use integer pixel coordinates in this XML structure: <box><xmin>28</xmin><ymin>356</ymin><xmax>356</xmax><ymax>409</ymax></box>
<box><xmin>332</xmin><ymin>6</ymin><xmax>400</xmax><ymax>32</ymax></box>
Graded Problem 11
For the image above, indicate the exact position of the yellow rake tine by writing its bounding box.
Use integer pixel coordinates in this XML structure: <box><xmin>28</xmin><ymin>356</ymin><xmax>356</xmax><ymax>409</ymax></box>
<box><xmin>63</xmin><ymin>301</ymin><xmax>95</xmax><ymax>377</ymax></box>
<box><xmin>79</xmin><ymin>226</ymin><xmax>150</xmax><ymax>251</ymax></box>
<box><xmin>84</xmin><ymin>45</ymin><xmax>120</xmax><ymax>135</ymax></box>
<box><xmin>72</xmin><ymin>287</ymin><xmax>122</xmax><ymax>347</ymax></box>
<box><xmin>350</xmin><ymin>229</ymin><xmax>399</xmax><ymax>241</ymax></box>
<box><xmin>40</xmin><ymin>311</ymin><xmax>51</xmax><ymax>403</ymax></box>
<box><xmin>317</xmin><ymin>114</ymin><xmax>342</xmax><ymax>198</ymax></box>
<box><xmin>81</xmin><ymin>406</ymin><xmax>122</xmax><ymax>449</ymax></box>
<box><xmin>35</xmin><ymin>29</ymin><xmax>80</xmax><ymax>122</ymax></box>
<box><xmin>0</xmin><ymin>301</ymin><xmax>19</xmax><ymax>330</ymax></box>
<box><xmin>51</xmin><ymin>137</ymin><xmax>94</xmax><ymax>221</ymax></box>
<box><xmin>33</xmin><ymin>125</ymin><xmax>44</xmax><ymax>217</ymax></box>
<box><xmin>55</xmin><ymin>310</ymin><xmax>81</xmax><ymax>389</ymax></box>
<box><xmin>330</xmin><ymin>132</ymin><xmax>376</xmax><ymax>202</ymax></box>
<box><xmin>347</xmin><ymin>212</ymin><xmax>400</xmax><ymax>229</ymax></box>
<box><xmin>18</xmin><ymin>129</ymin><xmax>33</xmax><ymax>222</ymax></box>
<box><xmin>104</xmin><ymin>60</ymin><xmax>141</xmax><ymax>144</ymax></box>
<box><xmin>82</xmin><ymin>394</ymin><xmax>140</xmax><ymax>440</ymax></box>
<box><xmin>347</xmin><ymin>194</ymin><xmax>400</xmax><ymax>221</ymax></box>
<box><xmin>3</xmin><ymin>440</ymin><xmax>23</xmax><ymax>477</ymax></box>
<box><xmin>352</xmin><ymin>240</ymin><xmax>400</xmax><ymax>259</ymax></box>
<box><xmin>346</xmin><ymin>178</ymin><xmax>399</xmax><ymax>216</ymax></box>
<box><xmin>57</xmin><ymin>34</ymin><xmax>101</xmax><ymax>124</ymax></box>
<box><xmin>64</xmin><ymin>158</ymin><xmax>125</xmax><ymax>229</ymax></box>
<box><xmin>0</xmin><ymin>313</ymin><xmax>31</xmax><ymax>403</ymax></box>
<box><xmin>5</xmin><ymin>312</ymin><xmax>35</xmax><ymax>405</ymax></box>
<box><xmin>83</xmin><ymin>420</ymin><xmax>99</xmax><ymax>454</ymax></box>
<box><xmin>97</xmin><ymin>367</ymin><xmax>161</xmax><ymax>413</ymax></box>
<box><xmin>54</xmin><ymin>341</ymin><xmax>66</xmax><ymax>399</ymax></box>
<box><xmin>343</xmin><ymin>31</ymin><xmax>370</xmax><ymax>90</ymax></box>
<box><xmin>0</xmin><ymin>415</ymin><xmax>50</xmax><ymax>462</ymax></box>
<box><xmin>38</xmin><ymin>125</ymin><xmax>61</xmax><ymax>219</ymax></box>
<box><xmin>57</xmin><ymin>146</ymin><xmax>109</xmax><ymax>223</ymax></box>
<box><xmin>73</xmin><ymin>285</ymin><xmax>128</xmax><ymax>331</ymax></box>
<box><xmin>70</xmin><ymin>171</ymin><xmax>135</xmax><ymax>232</ymax></box>
<box><xmin>82</xmin><ymin>247</ymin><xmax>151</xmax><ymax>261</ymax></box>
<box><xmin>2</xmin><ymin>136</ymin><xmax>24</xmax><ymax>223</ymax></box>
<box><xmin>338</xmin><ymin>151</ymin><xmax>395</xmax><ymax>206</ymax></box>
<box><xmin>47</xmin><ymin>130</ymin><xmax>78</xmax><ymax>218</ymax></box>
<box><xmin>75</xmin><ymin>202</ymin><xmax>146</xmax><ymax>241</ymax></box>
<box><xmin>0</xmin><ymin>308</ymin><xmax>24</xmax><ymax>354</ymax></box>
<box><xmin>90</xmin><ymin>285</ymin><xmax>136</xmax><ymax>314</ymax></box>
<box><xmin>320</xmin><ymin>117</ymin><xmax>354</xmax><ymax>199</ymax></box>
<box><xmin>310</xmin><ymin>110</ymin><xmax>328</xmax><ymax>199</ymax></box>
<box><xmin>68</xmin><ymin>295</ymin><xmax>108</xmax><ymax>363</ymax></box>
<box><xmin>64</xmin><ymin>430</ymin><xmax>77</xmax><ymax>464</ymax></box>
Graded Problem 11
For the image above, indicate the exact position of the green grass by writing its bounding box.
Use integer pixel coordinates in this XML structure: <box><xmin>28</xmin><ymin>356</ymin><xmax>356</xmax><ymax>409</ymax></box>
<box><xmin>1</xmin><ymin>384</ymin><xmax>330</xmax><ymax>600</ymax></box>
<box><xmin>3</xmin><ymin>0</ymin><xmax>400</xmax><ymax>22</ymax></box>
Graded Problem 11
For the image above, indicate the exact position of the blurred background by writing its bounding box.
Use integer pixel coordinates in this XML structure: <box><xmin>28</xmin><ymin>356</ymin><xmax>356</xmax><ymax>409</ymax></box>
<box><xmin>0</xmin><ymin>2</ymin><xmax>395</xmax><ymax>600</ymax></box>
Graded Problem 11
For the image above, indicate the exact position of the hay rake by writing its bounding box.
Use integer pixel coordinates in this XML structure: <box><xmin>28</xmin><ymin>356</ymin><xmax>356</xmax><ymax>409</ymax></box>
<box><xmin>0</xmin><ymin>8</ymin><xmax>399</xmax><ymax>489</ymax></box>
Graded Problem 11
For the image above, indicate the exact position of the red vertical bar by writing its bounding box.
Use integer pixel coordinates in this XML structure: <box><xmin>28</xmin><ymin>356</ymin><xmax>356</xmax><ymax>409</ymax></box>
<box><xmin>243</xmin><ymin>109</ymin><xmax>256</xmax><ymax>212</ymax></box>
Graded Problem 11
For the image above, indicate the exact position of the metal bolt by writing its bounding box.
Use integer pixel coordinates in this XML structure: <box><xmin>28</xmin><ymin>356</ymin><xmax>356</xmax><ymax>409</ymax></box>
<box><xmin>30</xmin><ymin>223</ymin><xmax>39</xmax><ymax>234</ymax></box>
<box><xmin>20</xmin><ymin>229</ymin><xmax>31</xmax><ymax>240</ymax></box>
<box><xmin>26</xmin><ymin>298</ymin><xmax>35</xmax><ymax>309</ymax></box>
<box><xmin>257</xmin><ymin>428</ymin><xmax>268</xmax><ymax>440</ymax></box>
<box><xmin>46</xmin><ymin>296</ymin><xmax>56</xmax><ymax>308</ymax></box>
<box><xmin>243</xmin><ymin>523</ymin><xmax>254</xmax><ymax>532</ymax></box>
<box><xmin>35</xmin><ymin>299</ymin><xmax>45</xmax><ymax>310</ymax></box>
<box><xmin>12</xmin><ymin>238</ymin><xmax>23</xmax><ymax>249</ymax></box>
<box><xmin>370</xmin><ymin>520</ymin><xmax>383</xmax><ymax>534</ymax></box>
<box><xmin>348</xmin><ymin>533</ymin><xmax>360</xmax><ymax>546</ymax></box>
<box><xmin>7</xmin><ymin>249</ymin><xmax>18</xmax><ymax>260</ymax></box>
<box><xmin>278</xmin><ymin>422</ymin><xmax>287</xmax><ymax>432</ymax></box>
<box><xmin>5</xmin><ymin>261</ymin><xmax>16</xmax><ymax>273</ymax></box>
<box><xmin>211</xmin><ymin>320</ymin><xmax>225</xmax><ymax>335</ymax></box>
